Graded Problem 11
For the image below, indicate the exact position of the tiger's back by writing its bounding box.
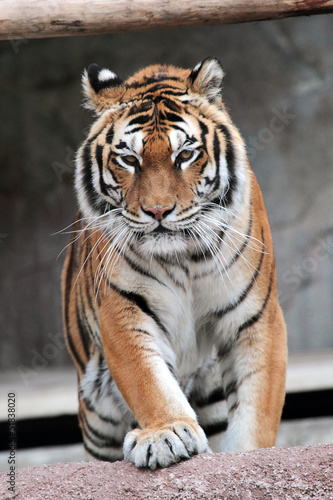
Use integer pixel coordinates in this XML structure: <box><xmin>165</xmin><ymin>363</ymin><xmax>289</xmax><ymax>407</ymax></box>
<box><xmin>62</xmin><ymin>58</ymin><xmax>287</xmax><ymax>468</ymax></box>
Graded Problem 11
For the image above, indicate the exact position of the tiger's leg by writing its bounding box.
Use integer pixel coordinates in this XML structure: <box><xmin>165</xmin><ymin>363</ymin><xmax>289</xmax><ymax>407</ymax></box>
<box><xmin>99</xmin><ymin>291</ymin><xmax>209</xmax><ymax>469</ymax></box>
<box><xmin>79</xmin><ymin>399</ymin><xmax>128</xmax><ymax>462</ymax></box>
<box><xmin>62</xmin><ymin>242</ymin><xmax>134</xmax><ymax>461</ymax></box>
<box><xmin>219</xmin><ymin>304</ymin><xmax>287</xmax><ymax>452</ymax></box>
<box><xmin>189</xmin><ymin>358</ymin><xmax>229</xmax><ymax>452</ymax></box>
<box><xmin>63</xmin><ymin>304</ymin><xmax>135</xmax><ymax>460</ymax></box>
<box><xmin>78</xmin><ymin>349</ymin><xmax>136</xmax><ymax>461</ymax></box>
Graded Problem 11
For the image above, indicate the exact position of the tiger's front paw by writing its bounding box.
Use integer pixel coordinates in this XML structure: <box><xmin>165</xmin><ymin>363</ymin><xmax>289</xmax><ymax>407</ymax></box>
<box><xmin>123</xmin><ymin>420</ymin><xmax>209</xmax><ymax>469</ymax></box>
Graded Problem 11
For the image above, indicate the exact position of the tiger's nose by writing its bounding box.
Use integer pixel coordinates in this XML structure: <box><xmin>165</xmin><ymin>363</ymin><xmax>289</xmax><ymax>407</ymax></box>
<box><xmin>142</xmin><ymin>205</ymin><xmax>174</xmax><ymax>220</ymax></box>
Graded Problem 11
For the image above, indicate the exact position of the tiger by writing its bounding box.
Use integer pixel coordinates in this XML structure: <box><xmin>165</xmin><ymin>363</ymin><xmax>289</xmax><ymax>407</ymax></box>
<box><xmin>62</xmin><ymin>58</ymin><xmax>287</xmax><ymax>470</ymax></box>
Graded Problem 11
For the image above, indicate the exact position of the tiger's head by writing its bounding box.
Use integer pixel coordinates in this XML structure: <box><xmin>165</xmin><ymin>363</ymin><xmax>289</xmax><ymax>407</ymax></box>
<box><xmin>75</xmin><ymin>58</ymin><xmax>248</xmax><ymax>256</ymax></box>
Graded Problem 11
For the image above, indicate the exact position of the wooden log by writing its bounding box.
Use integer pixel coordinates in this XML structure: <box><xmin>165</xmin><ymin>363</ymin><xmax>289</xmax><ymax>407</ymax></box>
<box><xmin>1</xmin><ymin>0</ymin><xmax>333</xmax><ymax>41</ymax></box>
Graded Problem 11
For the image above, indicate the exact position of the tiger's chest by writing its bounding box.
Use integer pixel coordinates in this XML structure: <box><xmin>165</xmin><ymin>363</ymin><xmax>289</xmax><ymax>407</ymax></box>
<box><xmin>120</xmin><ymin>254</ymin><xmax>246</xmax><ymax>381</ymax></box>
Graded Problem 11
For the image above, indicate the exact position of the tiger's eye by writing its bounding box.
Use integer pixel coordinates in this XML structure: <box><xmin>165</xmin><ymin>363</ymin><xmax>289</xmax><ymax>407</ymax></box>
<box><xmin>123</xmin><ymin>155</ymin><xmax>138</xmax><ymax>165</ymax></box>
<box><xmin>178</xmin><ymin>150</ymin><xmax>194</xmax><ymax>161</ymax></box>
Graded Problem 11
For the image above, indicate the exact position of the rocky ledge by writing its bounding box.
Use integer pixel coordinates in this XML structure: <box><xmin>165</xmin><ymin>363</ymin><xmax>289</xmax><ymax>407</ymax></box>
<box><xmin>1</xmin><ymin>444</ymin><xmax>332</xmax><ymax>499</ymax></box>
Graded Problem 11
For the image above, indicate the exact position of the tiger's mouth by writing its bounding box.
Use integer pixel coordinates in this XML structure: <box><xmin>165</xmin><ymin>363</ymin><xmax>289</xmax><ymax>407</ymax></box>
<box><xmin>129</xmin><ymin>219</ymin><xmax>192</xmax><ymax>256</ymax></box>
<box><xmin>151</xmin><ymin>225</ymin><xmax>174</xmax><ymax>234</ymax></box>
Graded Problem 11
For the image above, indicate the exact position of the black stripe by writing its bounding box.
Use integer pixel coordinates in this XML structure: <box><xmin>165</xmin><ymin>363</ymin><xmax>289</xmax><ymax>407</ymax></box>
<box><xmin>83</xmin><ymin>441</ymin><xmax>123</xmax><ymax>461</ymax></box>
<box><xmin>163</xmin><ymin>98</ymin><xmax>182</xmax><ymax>114</ymax></box>
<box><xmin>96</xmin><ymin>144</ymin><xmax>110</xmax><ymax>198</ymax></box>
<box><xmin>224</xmin><ymin>213</ymin><xmax>253</xmax><ymax>270</ymax></box>
<box><xmin>190</xmin><ymin>244</ymin><xmax>214</xmax><ymax>263</ymax></box>
<box><xmin>126</xmin><ymin>76</ymin><xmax>181</xmax><ymax>89</ymax></box>
<box><xmin>125</xmin><ymin>127</ymin><xmax>143</xmax><ymax>135</ymax></box>
<box><xmin>128</xmin><ymin>114</ymin><xmax>152</xmax><ymax>127</ymax></box>
<box><xmin>213</xmin><ymin>234</ymin><xmax>265</xmax><ymax>318</ymax></box>
<box><xmin>122</xmin><ymin>252</ymin><xmax>166</xmax><ymax>287</ymax></box>
<box><xmin>177</xmin><ymin>204</ymin><xmax>199</xmax><ymax>217</ymax></box>
<box><xmin>80</xmin><ymin>410</ymin><xmax>124</xmax><ymax>448</ymax></box>
<box><xmin>125</xmin><ymin>82</ymin><xmax>173</xmax><ymax>95</ymax></box>
<box><xmin>115</xmin><ymin>140</ymin><xmax>127</xmax><ymax>150</ymax></box>
<box><xmin>237</xmin><ymin>266</ymin><xmax>274</xmax><ymax>335</ymax></box>
<box><xmin>160</xmin><ymin>89</ymin><xmax>187</xmax><ymax>97</ymax></box>
<box><xmin>139</xmin><ymin>88</ymin><xmax>186</xmax><ymax>99</ymax></box>
<box><xmin>155</xmin><ymin>253</ymin><xmax>190</xmax><ymax>276</ymax></box>
<box><xmin>199</xmin><ymin>159</ymin><xmax>208</xmax><ymax>175</ymax></box>
<box><xmin>76</xmin><ymin>306</ymin><xmax>91</xmax><ymax>362</ymax></box>
<box><xmin>190</xmin><ymin>226</ymin><xmax>225</xmax><ymax>263</ymax></box>
<box><xmin>94</xmin><ymin>351</ymin><xmax>106</xmax><ymax>398</ymax></box>
<box><xmin>64</xmin><ymin>242</ymin><xmax>85</xmax><ymax>372</ymax></box>
<box><xmin>202</xmin><ymin>420</ymin><xmax>228</xmax><ymax>437</ymax></box>
<box><xmin>127</xmin><ymin>101</ymin><xmax>153</xmax><ymax>115</ymax></box>
<box><xmin>167</xmin><ymin>123</ymin><xmax>187</xmax><ymax>134</ymax></box>
<box><xmin>131</xmin><ymin>328</ymin><xmax>154</xmax><ymax>337</ymax></box>
<box><xmin>75</xmin><ymin>251</ymin><xmax>92</xmax><ymax>360</ymax></box>
<box><xmin>82</xmin><ymin>133</ymin><xmax>103</xmax><ymax>211</ymax></box>
<box><xmin>162</xmin><ymin>111</ymin><xmax>185</xmax><ymax>124</ymax></box>
<box><xmin>166</xmin><ymin>362</ymin><xmax>177</xmax><ymax>378</ymax></box>
<box><xmin>190</xmin><ymin>212</ymin><xmax>251</xmax><ymax>279</ymax></box>
<box><xmin>106</xmin><ymin>280</ymin><xmax>169</xmax><ymax>338</ymax></box>
<box><xmin>228</xmin><ymin>400</ymin><xmax>239</xmax><ymax>413</ymax></box>
<box><xmin>217</xmin><ymin>339</ymin><xmax>234</xmax><ymax>360</ymax></box>
<box><xmin>192</xmin><ymin>387</ymin><xmax>225</xmax><ymax>408</ymax></box>
<box><xmin>79</xmin><ymin>283</ymin><xmax>97</xmax><ymax>345</ymax></box>
<box><xmin>219</xmin><ymin>124</ymin><xmax>237</xmax><ymax>207</ymax></box>
<box><xmin>213</xmin><ymin>130</ymin><xmax>221</xmax><ymax>193</ymax></box>
<box><xmin>82</xmin><ymin>398</ymin><xmax>121</xmax><ymax>426</ymax></box>
<box><xmin>225</xmin><ymin>380</ymin><xmax>238</xmax><ymax>398</ymax></box>
<box><xmin>217</xmin><ymin>254</ymin><xmax>273</xmax><ymax>360</ymax></box>
<box><xmin>105</xmin><ymin>125</ymin><xmax>114</xmax><ymax>144</ymax></box>
<box><xmin>156</xmin><ymin>263</ymin><xmax>186</xmax><ymax>291</ymax></box>
<box><xmin>199</xmin><ymin>120</ymin><xmax>209</xmax><ymax>150</ymax></box>
<box><xmin>85</xmin><ymin>239</ymin><xmax>100</xmax><ymax>328</ymax></box>
<box><xmin>106</xmin><ymin>161</ymin><xmax>121</xmax><ymax>188</ymax></box>
<box><xmin>87</xmin><ymin>237</ymin><xmax>101</xmax><ymax>307</ymax></box>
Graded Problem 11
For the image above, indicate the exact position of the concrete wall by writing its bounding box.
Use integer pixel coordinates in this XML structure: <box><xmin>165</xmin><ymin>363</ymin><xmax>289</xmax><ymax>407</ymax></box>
<box><xmin>1</xmin><ymin>15</ymin><xmax>333</xmax><ymax>370</ymax></box>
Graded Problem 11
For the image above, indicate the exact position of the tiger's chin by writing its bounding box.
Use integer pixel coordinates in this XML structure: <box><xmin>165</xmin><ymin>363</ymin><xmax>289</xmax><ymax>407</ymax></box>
<box><xmin>134</xmin><ymin>231</ymin><xmax>189</xmax><ymax>257</ymax></box>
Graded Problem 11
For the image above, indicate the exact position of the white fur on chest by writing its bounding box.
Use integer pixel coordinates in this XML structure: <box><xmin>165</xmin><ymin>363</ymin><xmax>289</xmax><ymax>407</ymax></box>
<box><xmin>111</xmin><ymin>247</ymin><xmax>257</xmax><ymax>385</ymax></box>
<box><xmin>117</xmin><ymin>256</ymin><xmax>210</xmax><ymax>380</ymax></box>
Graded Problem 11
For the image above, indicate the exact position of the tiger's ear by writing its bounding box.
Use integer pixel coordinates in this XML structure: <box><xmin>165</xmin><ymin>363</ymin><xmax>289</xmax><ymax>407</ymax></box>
<box><xmin>188</xmin><ymin>58</ymin><xmax>224</xmax><ymax>105</ymax></box>
<box><xmin>82</xmin><ymin>63</ymin><xmax>124</xmax><ymax>114</ymax></box>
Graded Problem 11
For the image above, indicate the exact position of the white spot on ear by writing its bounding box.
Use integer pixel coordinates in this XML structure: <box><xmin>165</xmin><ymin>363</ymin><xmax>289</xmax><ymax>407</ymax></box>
<box><xmin>98</xmin><ymin>69</ymin><xmax>118</xmax><ymax>82</ymax></box>
<box><xmin>192</xmin><ymin>62</ymin><xmax>202</xmax><ymax>73</ymax></box>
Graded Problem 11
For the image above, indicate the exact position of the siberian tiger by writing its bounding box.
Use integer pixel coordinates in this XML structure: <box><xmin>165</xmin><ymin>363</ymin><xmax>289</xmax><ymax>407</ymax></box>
<box><xmin>62</xmin><ymin>58</ymin><xmax>287</xmax><ymax>469</ymax></box>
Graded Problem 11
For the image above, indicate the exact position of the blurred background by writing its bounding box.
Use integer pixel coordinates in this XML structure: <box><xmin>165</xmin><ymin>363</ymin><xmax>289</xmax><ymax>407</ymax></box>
<box><xmin>0</xmin><ymin>14</ymin><xmax>332</xmax><ymax>469</ymax></box>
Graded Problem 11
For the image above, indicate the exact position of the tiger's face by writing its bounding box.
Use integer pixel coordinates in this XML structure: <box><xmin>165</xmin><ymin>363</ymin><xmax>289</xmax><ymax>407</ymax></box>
<box><xmin>75</xmin><ymin>59</ymin><xmax>248</xmax><ymax>256</ymax></box>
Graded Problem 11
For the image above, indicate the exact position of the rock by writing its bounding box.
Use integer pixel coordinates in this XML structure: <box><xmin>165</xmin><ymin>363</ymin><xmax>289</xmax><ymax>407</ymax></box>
<box><xmin>1</xmin><ymin>444</ymin><xmax>332</xmax><ymax>499</ymax></box>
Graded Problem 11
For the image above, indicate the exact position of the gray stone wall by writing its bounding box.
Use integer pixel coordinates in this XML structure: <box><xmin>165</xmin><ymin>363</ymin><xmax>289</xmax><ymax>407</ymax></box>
<box><xmin>1</xmin><ymin>15</ymin><xmax>332</xmax><ymax>370</ymax></box>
